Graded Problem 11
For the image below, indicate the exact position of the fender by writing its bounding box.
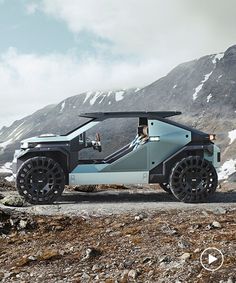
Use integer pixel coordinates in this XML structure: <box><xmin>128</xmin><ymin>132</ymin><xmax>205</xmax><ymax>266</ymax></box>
<box><xmin>16</xmin><ymin>147</ymin><xmax>71</xmax><ymax>184</ymax></box>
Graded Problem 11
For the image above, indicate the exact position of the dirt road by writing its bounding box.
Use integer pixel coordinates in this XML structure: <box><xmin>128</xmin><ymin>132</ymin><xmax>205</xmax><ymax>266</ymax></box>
<box><xmin>1</xmin><ymin>187</ymin><xmax>236</xmax><ymax>217</ymax></box>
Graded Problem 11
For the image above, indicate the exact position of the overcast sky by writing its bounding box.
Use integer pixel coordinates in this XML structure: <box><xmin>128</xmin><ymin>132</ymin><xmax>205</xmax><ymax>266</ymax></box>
<box><xmin>0</xmin><ymin>0</ymin><xmax>236</xmax><ymax>129</ymax></box>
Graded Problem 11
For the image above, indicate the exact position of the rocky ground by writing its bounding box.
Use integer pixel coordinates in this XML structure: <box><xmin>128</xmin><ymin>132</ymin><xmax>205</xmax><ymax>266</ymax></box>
<box><xmin>0</xmin><ymin>180</ymin><xmax>236</xmax><ymax>283</ymax></box>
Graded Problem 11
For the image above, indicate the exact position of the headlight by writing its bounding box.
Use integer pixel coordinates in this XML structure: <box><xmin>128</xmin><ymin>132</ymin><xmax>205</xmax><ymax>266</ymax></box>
<box><xmin>208</xmin><ymin>134</ymin><xmax>216</xmax><ymax>141</ymax></box>
<box><xmin>21</xmin><ymin>142</ymin><xmax>36</xmax><ymax>149</ymax></box>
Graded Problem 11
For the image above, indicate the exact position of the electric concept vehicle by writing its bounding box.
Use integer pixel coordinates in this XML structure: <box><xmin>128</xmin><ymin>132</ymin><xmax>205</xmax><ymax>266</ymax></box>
<box><xmin>14</xmin><ymin>111</ymin><xmax>220</xmax><ymax>204</ymax></box>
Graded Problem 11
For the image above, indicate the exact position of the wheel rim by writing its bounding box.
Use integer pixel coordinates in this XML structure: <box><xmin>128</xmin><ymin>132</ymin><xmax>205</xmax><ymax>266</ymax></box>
<box><xmin>171</xmin><ymin>157</ymin><xmax>217</xmax><ymax>202</ymax></box>
<box><xmin>17</xmin><ymin>157</ymin><xmax>65</xmax><ymax>203</ymax></box>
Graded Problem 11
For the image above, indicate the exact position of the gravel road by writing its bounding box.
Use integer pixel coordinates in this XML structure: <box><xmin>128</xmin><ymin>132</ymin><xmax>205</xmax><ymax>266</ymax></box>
<box><xmin>1</xmin><ymin>188</ymin><xmax>236</xmax><ymax>217</ymax></box>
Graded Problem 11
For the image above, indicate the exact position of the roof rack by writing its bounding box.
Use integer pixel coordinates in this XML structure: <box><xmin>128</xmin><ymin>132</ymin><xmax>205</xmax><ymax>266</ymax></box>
<box><xmin>79</xmin><ymin>111</ymin><xmax>182</xmax><ymax>120</ymax></box>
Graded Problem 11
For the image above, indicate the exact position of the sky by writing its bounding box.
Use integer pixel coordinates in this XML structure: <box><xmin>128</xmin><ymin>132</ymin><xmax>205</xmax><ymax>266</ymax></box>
<box><xmin>0</xmin><ymin>0</ymin><xmax>236</xmax><ymax>129</ymax></box>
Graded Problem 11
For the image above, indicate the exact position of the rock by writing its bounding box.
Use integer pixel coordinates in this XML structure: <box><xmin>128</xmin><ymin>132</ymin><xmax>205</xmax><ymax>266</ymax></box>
<box><xmin>1</xmin><ymin>195</ymin><xmax>25</xmax><ymax>207</ymax></box>
<box><xmin>134</xmin><ymin>214</ymin><xmax>144</xmax><ymax>221</ymax></box>
<box><xmin>161</xmin><ymin>225</ymin><xmax>178</xmax><ymax>235</ymax></box>
<box><xmin>28</xmin><ymin>255</ymin><xmax>37</xmax><ymax>261</ymax></box>
<box><xmin>202</xmin><ymin>211</ymin><xmax>209</xmax><ymax>217</ymax></box>
<box><xmin>38</xmin><ymin>249</ymin><xmax>61</xmax><ymax>261</ymax></box>
<box><xmin>213</xmin><ymin>207</ymin><xmax>227</xmax><ymax>215</ymax></box>
<box><xmin>9</xmin><ymin>218</ymin><xmax>18</xmax><ymax>227</ymax></box>
<box><xmin>159</xmin><ymin>255</ymin><xmax>171</xmax><ymax>263</ymax></box>
<box><xmin>148</xmin><ymin>270</ymin><xmax>154</xmax><ymax>277</ymax></box>
<box><xmin>180</xmin><ymin>253</ymin><xmax>191</xmax><ymax>260</ymax></box>
<box><xmin>0</xmin><ymin>272</ymin><xmax>5</xmax><ymax>280</ymax></box>
<box><xmin>190</xmin><ymin>224</ymin><xmax>201</xmax><ymax>231</ymax></box>
<box><xmin>54</xmin><ymin>225</ymin><xmax>64</xmax><ymax>231</ymax></box>
<box><xmin>123</xmin><ymin>259</ymin><xmax>135</xmax><ymax>268</ymax></box>
<box><xmin>120</xmin><ymin>270</ymin><xmax>129</xmax><ymax>283</ymax></box>
<box><xmin>81</xmin><ymin>272</ymin><xmax>91</xmax><ymax>283</ymax></box>
<box><xmin>178</xmin><ymin>239</ymin><xmax>190</xmax><ymax>249</ymax></box>
<box><xmin>83</xmin><ymin>247</ymin><xmax>102</xmax><ymax>260</ymax></box>
<box><xmin>212</xmin><ymin>221</ymin><xmax>222</xmax><ymax>228</ymax></box>
<box><xmin>92</xmin><ymin>264</ymin><xmax>100</xmax><ymax>271</ymax></box>
<box><xmin>19</xmin><ymin>219</ymin><xmax>27</xmax><ymax>229</ymax></box>
<box><xmin>73</xmin><ymin>185</ymin><xmax>96</xmax><ymax>192</ymax></box>
<box><xmin>194</xmin><ymin>248</ymin><xmax>200</xmax><ymax>253</ymax></box>
<box><xmin>128</xmin><ymin>269</ymin><xmax>138</xmax><ymax>279</ymax></box>
<box><xmin>110</xmin><ymin>231</ymin><xmax>122</xmax><ymax>237</ymax></box>
<box><xmin>15</xmin><ymin>255</ymin><xmax>34</xmax><ymax>267</ymax></box>
<box><xmin>142</xmin><ymin>257</ymin><xmax>151</xmax><ymax>263</ymax></box>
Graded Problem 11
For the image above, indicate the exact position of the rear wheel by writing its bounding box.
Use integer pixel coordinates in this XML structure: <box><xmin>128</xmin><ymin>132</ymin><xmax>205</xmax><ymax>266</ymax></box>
<box><xmin>16</xmin><ymin>156</ymin><xmax>65</xmax><ymax>204</ymax></box>
<box><xmin>169</xmin><ymin>156</ymin><xmax>218</xmax><ymax>203</ymax></box>
<box><xmin>159</xmin><ymin>183</ymin><xmax>172</xmax><ymax>194</ymax></box>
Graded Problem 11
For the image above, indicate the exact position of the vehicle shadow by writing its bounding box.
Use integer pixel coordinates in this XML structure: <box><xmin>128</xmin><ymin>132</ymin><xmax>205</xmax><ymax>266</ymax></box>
<box><xmin>58</xmin><ymin>190</ymin><xmax>236</xmax><ymax>204</ymax></box>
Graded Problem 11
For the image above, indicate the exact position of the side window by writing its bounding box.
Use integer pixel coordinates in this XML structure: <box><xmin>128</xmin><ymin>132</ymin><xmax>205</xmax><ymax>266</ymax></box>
<box><xmin>79</xmin><ymin>118</ymin><xmax>137</xmax><ymax>159</ymax></box>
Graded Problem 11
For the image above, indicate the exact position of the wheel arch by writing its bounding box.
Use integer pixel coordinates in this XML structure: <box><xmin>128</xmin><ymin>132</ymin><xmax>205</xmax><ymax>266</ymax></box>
<box><xmin>149</xmin><ymin>145</ymin><xmax>207</xmax><ymax>183</ymax></box>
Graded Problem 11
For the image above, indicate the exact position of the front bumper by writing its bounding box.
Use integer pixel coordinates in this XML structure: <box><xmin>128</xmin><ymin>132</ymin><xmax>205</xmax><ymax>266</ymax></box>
<box><xmin>204</xmin><ymin>144</ymin><xmax>221</xmax><ymax>168</ymax></box>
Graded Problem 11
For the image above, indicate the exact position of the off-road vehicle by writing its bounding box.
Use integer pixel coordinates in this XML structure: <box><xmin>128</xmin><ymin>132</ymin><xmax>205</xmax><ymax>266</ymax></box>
<box><xmin>14</xmin><ymin>111</ymin><xmax>220</xmax><ymax>204</ymax></box>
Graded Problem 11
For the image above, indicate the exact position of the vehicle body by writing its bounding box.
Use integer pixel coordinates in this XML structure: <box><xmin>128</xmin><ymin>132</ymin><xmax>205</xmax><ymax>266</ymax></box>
<box><xmin>14</xmin><ymin>111</ymin><xmax>220</xmax><ymax>204</ymax></box>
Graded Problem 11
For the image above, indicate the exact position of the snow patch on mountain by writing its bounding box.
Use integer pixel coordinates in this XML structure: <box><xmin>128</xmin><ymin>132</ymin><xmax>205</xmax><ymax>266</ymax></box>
<box><xmin>228</xmin><ymin>129</ymin><xmax>236</xmax><ymax>144</ymax></box>
<box><xmin>0</xmin><ymin>162</ymin><xmax>12</xmax><ymax>174</ymax></box>
<box><xmin>99</xmin><ymin>95</ymin><xmax>106</xmax><ymax>104</ymax></box>
<box><xmin>90</xmin><ymin>91</ymin><xmax>102</xmax><ymax>105</ymax></box>
<box><xmin>218</xmin><ymin>159</ymin><xmax>236</xmax><ymax>180</ymax></box>
<box><xmin>193</xmin><ymin>71</ymin><xmax>213</xmax><ymax>101</ymax></box>
<box><xmin>115</xmin><ymin>91</ymin><xmax>125</xmax><ymax>102</ymax></box>
<box><xmin>212</xmin><ymin>53</ymin><xmax>224</xmax><ymax>64</ymax></box>
<box><xmin>83</xmin><ymin>91</ymin><xmax>93</xmax><ymax>103</ymax></box>
<box><xmin>0</xmin><ymin>138</ymin><xmax>13</xmax><ymax>151</ymax></box>
<box><xmin>60</xmin><ymin>101</ymin><xmax>66</xmax><ymax>113</ymax></box>
<box><xmin>135</xmin><ymin>88</ymin><xmax>140</xmax><ymax>92</ymax></box>
<box><xmin>207</xmin><ymin>93</ymin><xmax>212</xmax><ymax>103</ymax></box>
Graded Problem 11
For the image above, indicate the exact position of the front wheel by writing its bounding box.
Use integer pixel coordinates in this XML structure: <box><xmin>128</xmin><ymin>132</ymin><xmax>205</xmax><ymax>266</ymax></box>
<box><xmin>16</xmin><ymin>157</ymin><xmax>65</xmax><ymax>204</ymax></box>
<box><xmin>169</xmin><ymin>156</ymin><xmax>218</xmax><ymax>203</ymax></box>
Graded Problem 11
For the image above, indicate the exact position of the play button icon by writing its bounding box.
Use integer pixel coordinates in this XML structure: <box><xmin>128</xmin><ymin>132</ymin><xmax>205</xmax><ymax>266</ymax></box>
<box><xmin>200</xmin><ymin>247</ymin><xmax>224</xmax><ymax>271</ymax></box>
<box><xmin>208</xmin><ymin>254</ymin><xmax>217</xmax><ymax>264</ymax></box>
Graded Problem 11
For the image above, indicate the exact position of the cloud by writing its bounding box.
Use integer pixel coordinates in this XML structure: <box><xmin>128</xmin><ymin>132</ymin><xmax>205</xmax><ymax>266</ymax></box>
<box><xmin>25</xmin><ymin>3</ymin><xmax>39</xmax><ymax>14</ymax></box>
<box><xmin>1</xmin><ymin>0</ymin><xmax>236</xmax><ymax>128</ymax></box>
<box><xmin>37</xmin><ymin>0</ymin><xmax>236</xmax><ymax>60</ymax></box>
<box><xmin>0</xmin><ymin>47</ymin><xmax>172</xmax><ymax>128</ymax></box>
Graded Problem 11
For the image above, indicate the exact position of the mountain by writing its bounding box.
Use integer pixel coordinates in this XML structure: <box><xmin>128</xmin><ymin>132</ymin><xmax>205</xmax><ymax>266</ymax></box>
<box><xmin>1</xmin><ymin>45</ymin><xmax>236</xmax><ymax>178</ymax></box>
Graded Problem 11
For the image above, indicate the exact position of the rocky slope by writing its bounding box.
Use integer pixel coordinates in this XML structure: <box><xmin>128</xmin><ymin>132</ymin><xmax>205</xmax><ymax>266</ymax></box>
<box><xmin>1</xmin><ymin>45</ymin><xmax>236</xmax><ymax>176</ymax></box>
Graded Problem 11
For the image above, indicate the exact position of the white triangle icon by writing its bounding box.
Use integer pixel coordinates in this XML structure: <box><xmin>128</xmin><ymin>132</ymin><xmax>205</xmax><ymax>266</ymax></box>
<box><xmin>208</xmin><ymin>254</ymin><xmax>217</xmax><ymax>265</ymax></box>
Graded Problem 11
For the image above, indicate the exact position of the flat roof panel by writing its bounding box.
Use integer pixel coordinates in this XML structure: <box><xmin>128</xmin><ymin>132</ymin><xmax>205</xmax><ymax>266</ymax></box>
<box><xmin>79</xmin><ymin>111</ymin><xmax>181</xmax><ymax>120</ymax></box>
